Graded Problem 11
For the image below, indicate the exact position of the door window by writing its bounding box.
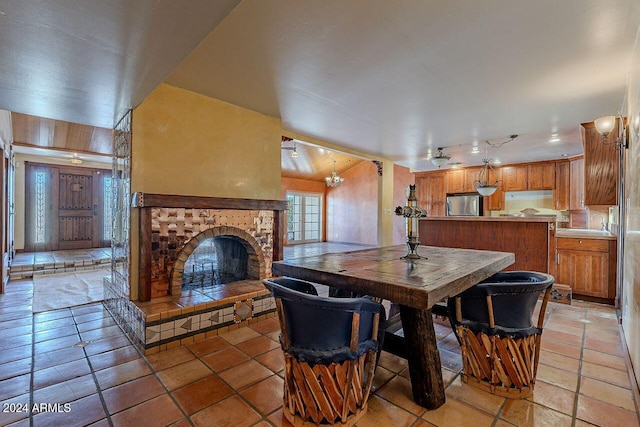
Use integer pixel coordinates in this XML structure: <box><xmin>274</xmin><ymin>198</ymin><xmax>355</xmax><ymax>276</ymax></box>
<box><xmin>287</xmin><ymin>192</ymin><xmax>322</xmax><ymax>243</ymax></box>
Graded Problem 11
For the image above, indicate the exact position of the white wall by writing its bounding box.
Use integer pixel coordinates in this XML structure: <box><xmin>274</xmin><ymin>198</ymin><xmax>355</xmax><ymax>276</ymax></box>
<box><xmin>14</xmin><ymin>153</ymin><xmax>111</xmax><ymax>251</ymax></box>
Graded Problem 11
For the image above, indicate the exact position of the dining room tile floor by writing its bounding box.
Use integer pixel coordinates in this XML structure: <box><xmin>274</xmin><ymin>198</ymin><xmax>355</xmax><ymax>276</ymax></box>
<box><xmin>0</xmin><ymin>248</ymin><xmax>639</xmax><ymax>426</ymax></box>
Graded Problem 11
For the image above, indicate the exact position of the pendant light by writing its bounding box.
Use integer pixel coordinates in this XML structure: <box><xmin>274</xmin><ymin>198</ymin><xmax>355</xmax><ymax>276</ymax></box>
<box><xmin>474</xmin><ymin>158</ymin><xmax>499</xmax><ymax>196</ymax></box>
<box><xmin>430</xmin><ymin>147</ymin><xmax>451</xmax><ymax>168</ymax></box>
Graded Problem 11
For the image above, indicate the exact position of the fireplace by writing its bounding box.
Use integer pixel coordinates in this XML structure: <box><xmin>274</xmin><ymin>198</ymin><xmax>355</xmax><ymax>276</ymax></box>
<box><xmin>173</xmin><ymin>228</ymin><xmax>267</xmax><ymax>292</ymax></box>
<box><xmin>134</xmin><ymin>193</ymin><xmax>286</xmax><ymax>302</ymax></box>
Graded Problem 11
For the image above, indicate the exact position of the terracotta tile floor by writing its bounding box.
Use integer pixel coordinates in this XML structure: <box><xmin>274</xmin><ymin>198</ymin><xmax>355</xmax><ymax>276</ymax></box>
<box><xmin>1</xmin><ymin>248</ymin><xmax>639</xmax><ymax>426</ymax></box>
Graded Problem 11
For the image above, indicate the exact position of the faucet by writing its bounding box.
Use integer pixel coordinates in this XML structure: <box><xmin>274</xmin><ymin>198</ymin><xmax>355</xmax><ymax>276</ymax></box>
<box><xmin>591</xmin><ymin>213</ymin><xmax>607</xmax><ymax>231</ymax></box>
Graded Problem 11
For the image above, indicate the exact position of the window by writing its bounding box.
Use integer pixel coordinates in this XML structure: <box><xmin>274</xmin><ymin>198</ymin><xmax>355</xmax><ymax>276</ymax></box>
<box><xmin>34</xmin><ymin>170</ymin><xmax>47</xmax><ymax>243</ymax></box>
<box><xmin>287</xmin><ymin>192</ymin><xmax>322</xmax><ymax>243</ymax></box>
<box><xmin>103</xmin><ymin>176</ymin><xmax>113</xmax><ymax>241</ymax></box>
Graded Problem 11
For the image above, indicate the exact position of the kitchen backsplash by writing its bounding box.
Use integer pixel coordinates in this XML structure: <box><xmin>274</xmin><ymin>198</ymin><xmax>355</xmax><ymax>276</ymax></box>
<box><xmin>489</xmin><ymin>190</ymin><xmax>569</xmax><ymax>221</ymax></box>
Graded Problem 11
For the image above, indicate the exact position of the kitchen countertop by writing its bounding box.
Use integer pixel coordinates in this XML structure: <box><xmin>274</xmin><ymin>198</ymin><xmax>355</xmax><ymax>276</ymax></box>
<box><xmin>420</xmin><ymin>216</ymin><xmax>556</xmax><ymax>223</ymax></box>
<box><xmin>555</xmin><ymin>228</ymin><xmax>617</xmax><ymax>240</ymax></box>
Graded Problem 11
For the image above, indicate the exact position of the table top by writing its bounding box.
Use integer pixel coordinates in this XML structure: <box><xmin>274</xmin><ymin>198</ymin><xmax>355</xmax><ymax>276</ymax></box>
<box><xmin>272</xmin><ymin>245</ymin><xmax>515</xmax><ymax>310</ymax></box>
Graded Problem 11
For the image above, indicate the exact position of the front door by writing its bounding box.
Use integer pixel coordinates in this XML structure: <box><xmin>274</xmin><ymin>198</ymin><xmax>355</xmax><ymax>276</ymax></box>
<box><xmin>25</xmin><ymin>162</ymin><xmax>111</xmax><ymax>251</ymax></box>
<box><xmin>57</xmin><ymin>168</ymin><xmax>96</xmax><ymax>250</ymax></box>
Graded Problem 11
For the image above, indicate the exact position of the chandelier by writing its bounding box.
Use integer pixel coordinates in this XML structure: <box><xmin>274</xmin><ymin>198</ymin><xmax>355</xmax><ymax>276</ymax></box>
<box><xmin>430</xmin><ymin>147</ymin><xmax>451</xmax><ymax>168</ymax></box>
<box><xmin>325</xmin><ymin>160</ymin><xmax>344</xmax><ymax>187</ymax></box>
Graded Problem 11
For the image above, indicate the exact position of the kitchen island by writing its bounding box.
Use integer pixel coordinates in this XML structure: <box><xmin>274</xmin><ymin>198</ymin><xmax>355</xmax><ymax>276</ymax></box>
<box><xmin>419</xmin><ymin>216</ymin><xmax>556</xmax><ymax>274</ymax></box>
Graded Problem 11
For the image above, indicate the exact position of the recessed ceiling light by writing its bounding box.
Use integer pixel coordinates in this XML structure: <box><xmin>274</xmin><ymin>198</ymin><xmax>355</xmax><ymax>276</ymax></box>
<box><xmin>548</xmin><ymin>133</ymin><xmax>561</xmax><ymax>143</ymax></box>
<box><xmin>493</xmin><ymin>159</ymin><xmax>502</xmax><ymax>165</ymax></box>
<box><xmin>471</xmin><ymin>146</ymin><xmax>480</xmax><ymax>154</ymax></box>
<box><xmin>560</xmin><ymin>153</ymin><xmax>569</xmax><ymax>157</ymax></box>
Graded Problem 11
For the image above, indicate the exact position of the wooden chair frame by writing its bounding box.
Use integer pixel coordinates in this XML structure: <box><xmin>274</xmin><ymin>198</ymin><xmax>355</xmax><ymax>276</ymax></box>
<box><xmin>274</xmin><ymin>298</ymin><xmax>380</xmax><ymax>426</ymax></box>
<box><xmin>455</xmin><ymin>287</ymin><xmax>552</xmax><ymax>398</ymax></box>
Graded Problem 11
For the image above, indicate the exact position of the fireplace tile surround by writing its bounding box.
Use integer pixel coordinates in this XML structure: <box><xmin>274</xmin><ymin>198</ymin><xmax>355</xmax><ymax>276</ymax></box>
<box><xmin>103</xmin><ymin>193</ymin><xmax>286</xmax><ymax>354</ymax></box>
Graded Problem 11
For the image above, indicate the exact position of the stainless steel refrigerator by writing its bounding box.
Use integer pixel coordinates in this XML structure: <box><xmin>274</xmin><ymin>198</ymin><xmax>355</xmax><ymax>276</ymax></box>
<box><xmin>446</xmin><ymin>194</ymin><xmax>482</xmax><ymax>216</ymax></box>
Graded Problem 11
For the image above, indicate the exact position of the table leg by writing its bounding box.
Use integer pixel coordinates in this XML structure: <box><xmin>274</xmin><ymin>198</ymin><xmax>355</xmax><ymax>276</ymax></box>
<box><xmin>398</xmin><ymin>305</ymin><xmax>446</xmax><ymax>409</ymax></box>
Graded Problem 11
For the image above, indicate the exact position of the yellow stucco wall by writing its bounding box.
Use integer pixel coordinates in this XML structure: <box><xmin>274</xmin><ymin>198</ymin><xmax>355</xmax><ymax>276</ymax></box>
<box><xmin>129</xmin><ymin>84</ymin><xmax>282</xmax><ymax>299</ymax></box>
<box><xmin>132</xmin><ymin>83</ymin><xmax>282</xmax><ymax>199</ymax></box>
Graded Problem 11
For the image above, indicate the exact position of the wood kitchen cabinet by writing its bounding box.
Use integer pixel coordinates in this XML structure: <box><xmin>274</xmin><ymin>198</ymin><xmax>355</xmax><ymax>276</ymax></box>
<box><xmin>487</xmin><ymin>168</ymin><xmax>505</xmax><ymax>210</ymax></box>
<box><xmin>528</xmin><ymin>163</ymin><xmax>555</xmax><ymax>190</ymax></box>
<box><xmin>446</xmin><ymin>168</ymin><xmax>482</xmax><ymax>194</ymax></box>
<box><xmin>463</xmin><ymin>168</ymin><xmax>481</xmax><ymax>192</ymax></box>
<box><xmin>445</xmin><ymin>170</ymin><xmax>465</xmax><ymax>193</ymax></box>
<box><xmin>501</xmin><ymin>165</ymin><xmax>528</xmax><ymax>191</ymax></box>
<box><xmin>556</xmin><ymin>236</ymin><xmax>616</xmax><ymax>301</ymax></box>
<box><xmin>554</xmin><ymin>161</ymin><xmax>570</xmax><ymax>210</ymax></box>
<box><xmin>581</xmin><ymin>121</ymin><xmax>619</xmax><ymax>206</ymax></box>
<box><xmin>569</xmin><ymin>158</ymin><xmax>584</xmax><ymax>209</ymax></box>
<box><xmin>415</xmin><ymin>172</ymin><xmax>446</xmax><ymax>216</ymax></box>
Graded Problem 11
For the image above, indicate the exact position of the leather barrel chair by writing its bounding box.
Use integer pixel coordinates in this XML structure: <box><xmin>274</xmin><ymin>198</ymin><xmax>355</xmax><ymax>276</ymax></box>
<box><xmin>447</xmin><ymin>271</ymin><xmax>554</xmax><ymax>398</ymax></box>
<box><xmin>263</xmin><ymin>277</ymin><xmax>385</xmax><ymax>426</ymax></box>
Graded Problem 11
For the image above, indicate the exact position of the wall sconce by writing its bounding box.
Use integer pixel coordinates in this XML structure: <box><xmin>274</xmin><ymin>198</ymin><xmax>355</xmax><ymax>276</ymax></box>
<box><xmin>430</xmin><ymin>147</ymin><xmax>451</xmax><ymax>168</ymax></box>
<box><xmin>281</xmin><ymin>136</ymin><xmax>299</xmax><ymax>158</ymax></box>
<box><xmin>594</xmin><ymin>114</ymin><xmax>627</xmax><ymax>150</ymax></box>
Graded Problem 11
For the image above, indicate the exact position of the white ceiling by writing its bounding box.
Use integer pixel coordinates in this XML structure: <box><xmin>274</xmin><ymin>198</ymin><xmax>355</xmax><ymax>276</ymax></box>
<box><xmin>1</xmin><ymin>0</ymin><xmax>639</xmax><ymax>172</ymax></box>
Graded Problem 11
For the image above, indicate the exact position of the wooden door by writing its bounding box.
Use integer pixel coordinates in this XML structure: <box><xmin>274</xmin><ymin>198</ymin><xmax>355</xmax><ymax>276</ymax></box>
<box><xmin>25</xmin><ymin>162</ymin><xmax>111</xmax><ymax>251</ymax></box>
<box><xmin>57</xmin><ymin>168</ymin><xmax>96</xmax><ymax>250</ymax></box>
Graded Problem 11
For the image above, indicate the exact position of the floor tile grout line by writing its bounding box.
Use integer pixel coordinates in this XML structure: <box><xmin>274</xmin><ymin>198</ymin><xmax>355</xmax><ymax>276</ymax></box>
<box><xmin>569</xmin><ymin>301</ymin><xmax>589</xmax><ymax>427</ymax></box>
<box><xmin>182</xmin><ymin>330</ymin><xmax>283</xmax><ymax>423</ymax></box>
<box><xmin>29</xmin><ymin>310</ymin><xmax>35</xmax><ymax>427</ymax></box>
<box><xmin>125</xmin><ymin>329</ymin><xmax>195</xmax><ymax>425</ymax></box>
<box><xmin>71</xmin><ymin>307</ymin><xmax>114</xmax><ymax>427</ymax></box>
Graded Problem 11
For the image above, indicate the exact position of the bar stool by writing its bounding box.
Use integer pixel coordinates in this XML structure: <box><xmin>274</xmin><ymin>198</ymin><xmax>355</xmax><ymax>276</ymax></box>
<box><xmin>264</xmin><ymin>277</ymin><xmax>385</xmax><ymax>426</ymax></box>
<box><xmin>447</xmin><ymin>271</ymin><xmax>554</xmax><ymax>398</ymax></box>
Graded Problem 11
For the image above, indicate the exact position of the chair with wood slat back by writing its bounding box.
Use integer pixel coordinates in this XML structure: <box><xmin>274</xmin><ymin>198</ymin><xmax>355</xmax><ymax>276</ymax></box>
<box><xmin>447</xmin><ymin>271</ymin><xmax>554</xmax><ymax>399</ymax></box>
<box><xmin>263</xmin><ymin>277</ymin><xmax>385</xmax><ymax>426</ymax></box>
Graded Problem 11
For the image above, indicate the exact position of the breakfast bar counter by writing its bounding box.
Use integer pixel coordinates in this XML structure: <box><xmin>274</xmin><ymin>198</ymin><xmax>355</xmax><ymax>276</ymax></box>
<box><xmin>419</xmin><ymin>216</ymin><xmax>555</xmax><ymax>274</ymax></box>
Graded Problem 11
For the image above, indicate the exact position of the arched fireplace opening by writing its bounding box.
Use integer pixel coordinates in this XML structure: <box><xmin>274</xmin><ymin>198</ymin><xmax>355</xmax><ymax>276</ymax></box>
<box><xmin>182</xmin><ymin>237</ymin><xmax>249</xmax><ymax>289</ymax></box>
<box><xmin>169</xmin><ymin>226</ymin><xmax>267</xmax><ymax>296</ymax></box>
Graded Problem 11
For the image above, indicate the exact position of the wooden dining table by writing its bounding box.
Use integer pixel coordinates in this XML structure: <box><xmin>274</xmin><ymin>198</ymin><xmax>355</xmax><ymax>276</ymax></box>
<box><xmin>272</xmin><ymin>244</ymin><xmax>515</xmax><ymax>410</ymax></box>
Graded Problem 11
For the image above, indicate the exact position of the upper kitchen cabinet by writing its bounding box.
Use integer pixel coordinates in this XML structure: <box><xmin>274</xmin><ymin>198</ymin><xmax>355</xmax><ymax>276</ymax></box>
<box><xmin>503</xmin><ymin>163</ymin><xmax>555</xmax><ymax>191</ymax></box>
<box><xmin>569</xmin><ymin>158</ymin><xmax>585</xmax><ymax>210</ymax></box>
<box><xmin>415</xmin><ymin>171</ymin><xmax>446</xmax><ymax>216</ymax></box>
<box><xmin>446</xmin><ymin>168</ymin><xmax>483</xmax><ymax>193</ymax></box>
<box><xmin>581</xmin><ymin>121</ymin><xmax>619</xmax><ymax>206</ymax></box>
<box><xmin>445</xmin><ymin>169</ymin><xmax>465</xmax><ymax>193</ymax></box>
<box><xmin>487</xmin><ymin>168</ymin><xmax>505</xmax><ymax>211</ymax></box>
<box><xmin>464</xmin><ymin>168</ymin><xmax>482</xmax><ymax>192</ymax></box>
<box><xmin>554</xmin><ymin>161</ymin><xmax>570</xmax><ymax>210</ymax></box>
<box><xmin>501</xmin><ymin>165</ymin><xmax>528</xmax><ymax>191</ymax></box>
<box><xmin>528</xmin><ymin>163</ymin><xmax>555</xmax><ymax>190</ymax></box>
